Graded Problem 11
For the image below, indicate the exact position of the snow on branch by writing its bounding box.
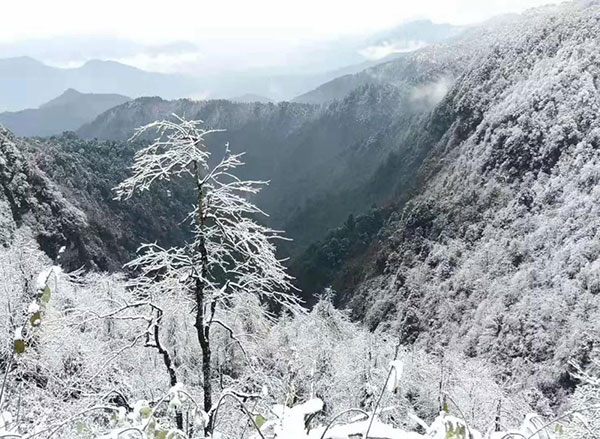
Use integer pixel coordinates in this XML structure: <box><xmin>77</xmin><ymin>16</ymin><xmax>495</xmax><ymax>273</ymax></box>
<box><xmin>114</xmin><ymin>114</ymin><xmax>222</xmax><ymax>201</ymax></box>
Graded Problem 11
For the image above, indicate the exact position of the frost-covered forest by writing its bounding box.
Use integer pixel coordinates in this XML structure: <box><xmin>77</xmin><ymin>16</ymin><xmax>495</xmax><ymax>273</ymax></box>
<box><xmin>3</xmin><ymin>0</ymin><xmax>600</xmax><ymax>438</ymax></box>
<box><xmin>2</xmin><ymin>233</ymin><xmax>598</xmax><ymax>438</ymax></box>
<box><xmin>0</xmin><ymin>114</ymin><xmax>598</xmax><ymax>437</ymax></box>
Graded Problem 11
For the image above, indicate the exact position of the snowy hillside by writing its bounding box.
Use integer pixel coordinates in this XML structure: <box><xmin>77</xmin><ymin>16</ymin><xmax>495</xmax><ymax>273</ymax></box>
<box><xmin>341</xmin><ymin>0</ymin><xmax>600</xmax><ymax>410</ymax></box>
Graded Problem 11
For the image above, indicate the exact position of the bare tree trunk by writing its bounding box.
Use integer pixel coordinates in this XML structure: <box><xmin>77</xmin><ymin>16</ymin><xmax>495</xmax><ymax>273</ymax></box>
<box><xmin>195</xmin><ymin>277</ymin><xmax>212</xmax><ymax>415</ymax></box>
<box><xmin>495</xmin><ymin>400</ymin><xmax>501</xmax><ymax>431</ymax></box>
<box><xmin>152</xmin><ymin>308</ymin><xmax>183</xmax><ymax>430</ymax></box>
<box><xmin>193</xmin><ymin>161</ymin><xmax>213</xmax><ymax>433</ymax></box>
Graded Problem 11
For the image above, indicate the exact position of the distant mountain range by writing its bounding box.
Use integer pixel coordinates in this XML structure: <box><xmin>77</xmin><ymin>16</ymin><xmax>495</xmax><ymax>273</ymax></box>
<box><xmin>0</xmin><ymin>20</ymin><xmax>465</xmax><ymax>111</ymax></box>
<box><xmin>0</xmin><ymin>88</ymin><xmax>130</xmax><ymax>137</ymax></box>
<box><xmin>0</xmin><ymin>57</ymin><xmax>196</xmax><ymax>111</ymax></box>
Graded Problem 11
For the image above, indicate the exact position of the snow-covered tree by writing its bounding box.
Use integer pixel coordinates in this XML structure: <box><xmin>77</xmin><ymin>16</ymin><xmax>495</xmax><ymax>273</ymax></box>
<box><xmin>114</xmin><ymin>115</ymin><xmax>299</xmax><ymax>433</ymax></box>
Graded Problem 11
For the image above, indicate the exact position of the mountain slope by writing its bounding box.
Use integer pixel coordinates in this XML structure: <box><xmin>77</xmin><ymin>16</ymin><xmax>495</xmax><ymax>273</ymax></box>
<box><xmin>75</xmin><ymin>66</ymin><xmax>453</xmax><ymax>268</ymax></box>
<box><xmin>321</xmin><ymin>0</ymin><xmax>600</xmax><ymax>410</ymax></box>
<box><xmin>68</xmin><ymin>20</ymin><xmax>503</xmax><ymax>286</ymax></box>
<box><xmin>292</xmin><ymin>15</ymin><xmax>519</xmax><ymax>105</ymax></box>
<box><xmin>0</xmin><ymin>57</ymin><xmax>197</xmax><ymax>111</ymax></box>
<box><xmin>0</xmin><ymin>89</ymin><xmax>130</xmax><ymax>137</ymax></box>
<box><xmin>0</xmin><ymin>127</ymin><xmax>116</xmax><ymax>268</ymax></box>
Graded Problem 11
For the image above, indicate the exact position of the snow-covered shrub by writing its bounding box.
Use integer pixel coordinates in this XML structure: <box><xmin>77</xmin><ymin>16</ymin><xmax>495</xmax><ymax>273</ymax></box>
<box><xmin>250</xmin><ymin>396</ymin><xmax>555</xmax><ymax>439</ymax></box>
<box><xmin>564</xmin><ymin>359</ymin><xmax>600</xmax><ymax>439</ymax></box>
<box><xmin>0</xmin><ymin>234</ymin><xmax>547</xmax><ymax>438</ymax></box>
<box><xmin>231</xmin><ymin>296</ymin><xmax>532</xmax><ymax>436</ymax></box>
<box><xmin>0</xmin><ymin>232</ymin><xmax>197</xmax><ymax>437</ymax></box>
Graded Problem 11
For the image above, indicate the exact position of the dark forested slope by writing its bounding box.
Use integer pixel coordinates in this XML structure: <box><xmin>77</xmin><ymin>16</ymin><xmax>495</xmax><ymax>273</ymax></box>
<box><xmin>75</xmin><ymin>74</ymin><xmax>452</xmax><ymax>264</ymax></box>
<box><xmin>0</xmin><ymin>128</ymin><xmax>115</xmax><ymax>268</ymax></box>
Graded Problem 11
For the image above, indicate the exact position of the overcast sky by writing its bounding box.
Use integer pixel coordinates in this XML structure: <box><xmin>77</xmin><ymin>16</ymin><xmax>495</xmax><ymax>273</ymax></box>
<box><xmin>0</xmin><ymin>0</ymin><xmax>561</xmax><ymax>73</ymax></box>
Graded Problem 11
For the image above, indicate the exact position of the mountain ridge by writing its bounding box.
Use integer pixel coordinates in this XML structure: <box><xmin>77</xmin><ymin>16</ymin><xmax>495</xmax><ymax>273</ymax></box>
<box><xmin>0</xmin><ymin>57</ymin><xmax>197</xmax><ymax>111</ymax></box>
<box><xmin>0</xmin><ymin>89</ymin><xmax>130</xmax><ymax>137</ymax></box>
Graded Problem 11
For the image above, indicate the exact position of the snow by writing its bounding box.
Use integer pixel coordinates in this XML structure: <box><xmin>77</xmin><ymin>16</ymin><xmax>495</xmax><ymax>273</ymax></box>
<box><xmin>258</xmin><ymin>401</ymin><xmax>491</xmax><ymax>439</ymax></box>
<box><xmin>251</xmin><ymin>398</ymin><xmax>560</xmax><ymax>439</ymax></box>
<box><xmin>13</xmin><ymin>326</ymin><xmax>23</xmax><ymax>341</ymax></box>
<box><xmin>258</xmin><ymin>399</ymin><xmax>325</xmax><ymax>439</ymax></box>
<box><xmin>386</xmin><ymin>359</ymin><xmax>404</xmax><ymax>392</ymax></box>
<box><xmin>0</xmin><ymin>411</ymin><xmax>13</xmax><ymax>430</ymax></box>
<box><xmin>35</xmin><ymin>266</ymin><xmax>62</xmax><ymax>290</ymax></box>
<box><xmin>27</xmin><ymin>301</ymin><xmax>40</xmax><ymax>314</ymax></box>
<box><xmin>427</xmin><ymin>413</ymin><xmax>482</xmax><ymax>439</ymax></box>
<box><xmin>310</xmin><ymin>417</ymin><xmax>426</xmax><ymax>439</ymax></box>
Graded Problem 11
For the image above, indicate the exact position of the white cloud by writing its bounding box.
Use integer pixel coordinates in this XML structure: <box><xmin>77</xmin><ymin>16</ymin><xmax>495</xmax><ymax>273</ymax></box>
<box><xmin>112</xmin><ymin>50</ymin><xmax>206</xmax><ymax>74</ymax></box>
<box><xmin>359</xmin><ymin>40</ymin><xmax>430</xmax><ymax>60</ymax></box>
<box><xmin>410</xmin><ymin>76</ymin><xmax>454</xmax><ymax>107</ymax></box>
